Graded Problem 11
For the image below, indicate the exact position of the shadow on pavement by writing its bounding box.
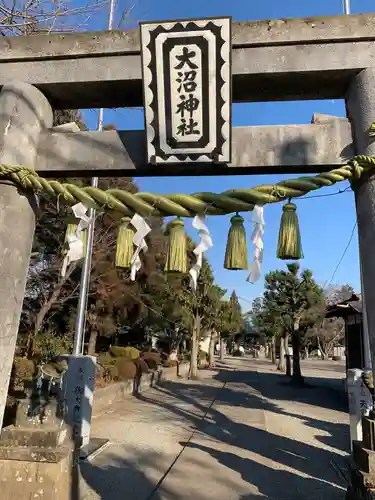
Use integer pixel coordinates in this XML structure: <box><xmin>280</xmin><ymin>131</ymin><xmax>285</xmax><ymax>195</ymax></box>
<box><xmin>214</xmin><ymin>360</ymin><xmax>348</xmax><ymax>413</ymax></box>
<box><xmin>195</xmin><ymin>400</ymin><xmax>348</xmax><ymax>488</ymax></box>
<box><xmin>135</xmin><ymin>360</ymin><xmax>349</xmax><ymax>498</ymax></box>
<box><xmin>180</xmin><ymin>441</ymin><xmax>345</xmax><ymax>500</ymax></box>
<box><xmin>213</xmin><ymin>361</ymin><xmax>350</xmax><ymax>452</ymax></box>
<box><xmin>150</xmin><ymin>365</ymin><xmax>349</xmax><ymax>454</ymax></box>
<box><xmin>80</xmin><ymin>455</ymin><xmax>161</xmax><ymax>500</ymax></box>
<box><xmin>84</xmin><ymin>358</ymin><xmax>349</xmax><ymax>499</ymax></box>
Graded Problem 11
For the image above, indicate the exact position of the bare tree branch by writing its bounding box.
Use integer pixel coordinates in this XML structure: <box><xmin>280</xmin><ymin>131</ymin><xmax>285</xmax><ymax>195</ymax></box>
<box><xmin>0</xmin><ymin>0</ymin><xmax>113</xmax><ymax>35</ymax></box>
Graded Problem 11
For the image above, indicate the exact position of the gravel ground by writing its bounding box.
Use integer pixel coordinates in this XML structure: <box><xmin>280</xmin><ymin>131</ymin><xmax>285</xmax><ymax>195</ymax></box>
<box><xmin>79</xmin><ymin>357</ymin><xmax>349</xmax><ymax>500</ymax></box>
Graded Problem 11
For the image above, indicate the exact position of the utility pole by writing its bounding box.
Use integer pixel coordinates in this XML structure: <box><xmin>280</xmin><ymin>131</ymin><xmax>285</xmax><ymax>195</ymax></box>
<box><xmin>343</xmin><ymin>0</ymin><xmax>350</xmax><ymax>14</ymax></box>
<box><xmin>73</xmin><ymin>0</ymin><xmax>117</xmax><ymax>355</ymax></box>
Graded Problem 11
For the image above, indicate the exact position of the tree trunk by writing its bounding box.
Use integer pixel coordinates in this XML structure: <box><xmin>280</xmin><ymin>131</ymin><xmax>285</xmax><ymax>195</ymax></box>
<box><xmin>26</xmin><ymin>263</ymin><xmax>77</xmax><ymax>357</ymax></box>
<box><xmin>87</xmin><ymin>329</ymin><xmax>98</xmax><ymax>356</ymax></box>
<box><xmin>317</xmin><ymin>339</ymin><xmax>327</xmax><ymax>360</ymax></box>
<box><xmin>220</xmin><ymin>337</ymin><xmax>225</xmax><ymax>361</ymax></box>
<box><xmin>284</xmin><ymin>333</ymin><xmax>291</xmax><ymax>376</ymax></box>
<box><xmin>304</xmin><ymin>346</ymin><xmax>309</xmax><ymax>359</ymax></box>
<box><xmin>265</xmin><ymin>343</ymin><xmax>270</xmax><ymax>359</ymax></box>
<box><xmin>292</xmin><ymin>323</ymin><xmax>304</xmax><ymax>384</ymax></box>
<box><xmin>277</xmin><ymin>336</ymin><xmax>285</xmax><ymax>371</ymax></box>
<box><xmin>189</xmin><ymin>314</ymin><xmax>200</xmax><ymax>379</ymax></box>
<box><xmin>271</xmin><ymin>337</ymin><xmax>276</xmax><ymax>364</ymax></box>
<box><xmin>208</xmin><ymin>330</ymin><xmax>216</xmax><ymax>369</ymax></box>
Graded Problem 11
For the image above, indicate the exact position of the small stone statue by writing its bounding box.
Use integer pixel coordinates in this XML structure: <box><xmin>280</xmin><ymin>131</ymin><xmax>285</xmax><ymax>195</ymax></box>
<box><xmin>362</xmin><ymin>370</ymin><xmax>375</xmax><ymax>418</ymax></box>
<box><xmin>15</xmin><ymin>359</ymin><xmax>68</xmax><ymax>428</ymax></box>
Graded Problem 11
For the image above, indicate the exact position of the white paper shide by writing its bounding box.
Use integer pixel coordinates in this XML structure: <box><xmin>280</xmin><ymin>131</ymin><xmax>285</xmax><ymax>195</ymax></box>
<box><xmin>130</xmin><ymin>214</ymin><xmax>152</xmax><ymax>281</ymax></box>
<box><xmin>61</xmin><ymin>203</ymin><xmax>90</xmax><ymax>277</ymax></box>
<box><xmin>189</xmin><ymin>215</ymin><xmax>213</xmax><ymax>290</ymax></box>
<box><xmin>247</xmin><ymin>206</ymin><xmax>265</xmax><ymax>284</ymax></box>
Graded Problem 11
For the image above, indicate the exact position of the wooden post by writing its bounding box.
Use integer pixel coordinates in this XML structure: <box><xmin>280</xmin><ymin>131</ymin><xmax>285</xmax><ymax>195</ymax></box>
<box><xmin>0</xmin><ymin>83</ymin><xmax>52</xmax><ymax>431</ymax></box>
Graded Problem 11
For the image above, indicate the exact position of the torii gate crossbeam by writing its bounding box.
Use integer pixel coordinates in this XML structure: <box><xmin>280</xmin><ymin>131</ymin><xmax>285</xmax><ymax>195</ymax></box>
<box><xmin>0</xmin><ymin>13</ymin><xmax>375</xmax><ymax>108</ymax></box>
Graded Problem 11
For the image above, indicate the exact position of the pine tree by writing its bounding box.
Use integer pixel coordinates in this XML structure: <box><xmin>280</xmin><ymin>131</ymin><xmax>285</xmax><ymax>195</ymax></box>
<box><xmin>262</xmin><ymin>263</ymin><xmax>324</xmax><ymax>384</ymax></box>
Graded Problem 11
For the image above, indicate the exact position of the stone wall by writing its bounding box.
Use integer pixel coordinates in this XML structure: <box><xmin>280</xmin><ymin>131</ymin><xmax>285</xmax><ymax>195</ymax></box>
<box><xmin>92</xmin><ymin>362</ymin><xmax>189</xmax><ymax>415</ymax></box>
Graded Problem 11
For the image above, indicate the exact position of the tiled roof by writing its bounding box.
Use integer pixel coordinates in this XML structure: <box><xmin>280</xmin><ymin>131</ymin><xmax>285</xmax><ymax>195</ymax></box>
<box><xmin>326</xmin><ymin>293</ymin><xmax>362</xmax><ymax>317</ymax></box>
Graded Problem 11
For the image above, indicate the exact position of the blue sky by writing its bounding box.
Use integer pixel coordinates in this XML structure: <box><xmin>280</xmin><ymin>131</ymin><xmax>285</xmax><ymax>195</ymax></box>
<box><xmin>82</xmin><ymin>0</ymin><xmax>373</xmax><ymax>311</ymax></box>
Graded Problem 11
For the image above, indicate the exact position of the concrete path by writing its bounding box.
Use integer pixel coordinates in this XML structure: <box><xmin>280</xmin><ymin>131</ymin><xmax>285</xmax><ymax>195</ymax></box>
<box><xmin>79</xmin><ymin>357</ymin><xmax>350</xmax><ymax>500</ymax></box>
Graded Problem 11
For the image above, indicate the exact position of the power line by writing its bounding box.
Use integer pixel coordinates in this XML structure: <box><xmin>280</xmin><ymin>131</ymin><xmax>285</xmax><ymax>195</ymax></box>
<box><xmin>325</xmin><ymin>221</ymin><xmax>357</xmax><ymax>287</ymax></box>
<box><xmin>297</xmin><ymin>186</ymin><xmax>351</xmax><ymax>200</ymax></box>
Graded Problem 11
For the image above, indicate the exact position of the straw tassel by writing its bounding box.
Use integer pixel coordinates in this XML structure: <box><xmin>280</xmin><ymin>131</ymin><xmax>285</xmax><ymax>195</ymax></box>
<box><xmin>115</xmin><ymin>217</ymin><xmax>134</xmax><ymax>269</ymax></box>
<box><xmin>277</xmin><ymin>202</ymin><xmax>303</xmax><ymax>260</ymax></box>
<box><xmin>224</xmin><ymin>214</ymin><xmax>248</xmax><ymax>270</ymax></box>
<box><xmin>164</xmin><ymin>218</ymin><xmax>188</xmax><ymax>273</ymax></box>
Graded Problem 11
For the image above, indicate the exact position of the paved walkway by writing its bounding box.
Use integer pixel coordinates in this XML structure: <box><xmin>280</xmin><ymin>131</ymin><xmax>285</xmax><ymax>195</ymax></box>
<box><xmin>79</xmin><ymin>357</ymin><xmax>350</xmax><ymax>500</ymax></box>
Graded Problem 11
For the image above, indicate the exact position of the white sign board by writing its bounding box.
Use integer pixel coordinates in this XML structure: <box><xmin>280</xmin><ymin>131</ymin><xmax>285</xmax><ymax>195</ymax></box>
<box><xmin>63</xmin><ymin>355</ymin><xmax>96</xmax><ymax>448</ymax></box>
<box><xmin>347</xmin><ymin>368</ymin><xmax>373</xmax><ymax>450</ymax></box>
<box><xmin>140</xmin><ymin>17</ymin><xmax>232</xmax><ymax>164</ymax></box>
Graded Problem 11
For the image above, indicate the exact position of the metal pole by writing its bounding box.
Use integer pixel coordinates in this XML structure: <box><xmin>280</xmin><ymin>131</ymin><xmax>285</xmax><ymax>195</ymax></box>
<box><xmin>73</xmin><ymin>0</ymin><xmax>116</xmax><ymax>355</ymax></box>
<box><xmin>343</xmin><ymin>0</ymin><xmax>350</xmax><ymax>14</ymax></box>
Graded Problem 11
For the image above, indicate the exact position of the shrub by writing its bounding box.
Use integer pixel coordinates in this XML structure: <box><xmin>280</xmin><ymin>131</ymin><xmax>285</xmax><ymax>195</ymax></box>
<box><xmin>98</xmin><ymin>352</ymin><xmax>117</xmax><ymax>367</ymax></box>
<box><xmin>110</xmin><ymin>346</ymin><xmax>140</xmax><ymax>360</ymax></box>
<box><xmin>34</xmin><ymin>334</ymin><xmax>72</xmax><ymax>364</ymax></box>
<box><xmin>96</xmin><ymin>352</ymin><xmax>121</xmax><ymax>385</ymax></box>
<box><xmin>105</xmin><ymin>364</ymin><xmax>120</xmax><ymax>382</ymax></box>
<box><xmin>12</xmin><ymin>357</ymin><xmax>35</xmax><ymax>390</ymax></box>
<box><xmin>116</xmin><ymin>358</ymin><xmax>137</xmax><ymax>380</ymax></box>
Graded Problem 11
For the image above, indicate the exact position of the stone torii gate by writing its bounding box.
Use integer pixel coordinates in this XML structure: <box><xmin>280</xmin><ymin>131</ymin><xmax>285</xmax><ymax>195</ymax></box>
<box><xmin>0</xmin><ymin>11</ymin><xmax>375</xmax><ymax>498</ymax></box>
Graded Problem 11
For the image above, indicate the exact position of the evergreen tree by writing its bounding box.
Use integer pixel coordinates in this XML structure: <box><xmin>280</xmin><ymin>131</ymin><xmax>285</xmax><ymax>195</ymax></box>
<box><xmin>262</xmin><ymin>263</ymin><xmax>324</xmax><ymax>383</ymax></box>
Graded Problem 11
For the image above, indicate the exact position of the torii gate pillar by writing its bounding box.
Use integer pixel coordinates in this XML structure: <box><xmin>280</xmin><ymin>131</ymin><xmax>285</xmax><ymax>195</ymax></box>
<box><xmin>346</xmin><ymin>68</ymin><xmax>375</xmax><ymax>495</ymax></box>
<box><xmin>0</xmin><ymin>83</ymin><xmax>53</xmax><ymax>431</ymax></box>
<box><xmin>347</xmin><ymin>69</ymin><xmax>375</xmax><ymax>375</ymax></box>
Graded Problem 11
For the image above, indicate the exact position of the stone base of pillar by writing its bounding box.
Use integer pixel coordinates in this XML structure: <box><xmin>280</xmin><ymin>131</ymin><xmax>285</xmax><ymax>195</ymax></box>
<box><xmin>346</xmin><ymin>464</ymin><xmax>375</xmax><ymax>500</ymax></box>
<box><xmin>347</xmin><ymin>431</ymin><xmax>375</xmax><ymax>499</ymax></box>
<box><xmin>0</xmin><ymin>425</ymin><xmax>73</xmax><ymax>499</ymax></box>
<box><xmin>363</xmin><ymin>418</ymin><xmax>375</xmax><ymax>451</ymax></box>
<box><xmin>0</xmin><ymin>452</ymin><xmax>72</xmax><ymax>500</ymax></box>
